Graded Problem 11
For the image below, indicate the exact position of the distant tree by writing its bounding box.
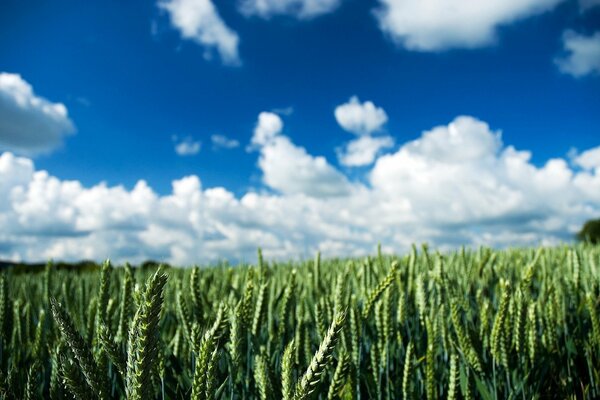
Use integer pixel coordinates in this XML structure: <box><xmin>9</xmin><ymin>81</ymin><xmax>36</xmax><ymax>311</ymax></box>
<box><xmin>577</xmin><ymin>218</ymin><xmax>600</xmax><ymax>244</ymax></box>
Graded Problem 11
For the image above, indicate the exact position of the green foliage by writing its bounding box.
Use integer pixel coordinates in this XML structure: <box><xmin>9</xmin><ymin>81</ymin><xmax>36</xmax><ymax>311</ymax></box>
<box><xmin>0</xmin><ymin>245</ymin><xmax>600</xmax><ymax>398</ymax></box>
<box><xmin>578</xmin><ymin>218</ymin><xmax>600</xmax><ymax>244</ymax></box>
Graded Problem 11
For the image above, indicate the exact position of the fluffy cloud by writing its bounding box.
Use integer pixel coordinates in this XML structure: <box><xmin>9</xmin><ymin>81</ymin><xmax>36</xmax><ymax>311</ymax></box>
<box><xmin>337</xmin><ymin>135</ymin><xmax>394</xmax><ymax>167</ymax></box>
<box><xmin>0</xmin><ymin>73</ymin><xmax>75</xmax><ymax>156</ymax></box>
<box><xmin>211</xmin><ymin>134</ymin><xmax>239</xmax><ymax>149</ymax></box>
<box><xmin>173</xmin><ymin>136</ymin><xmax>201</xmax><ymax>156</ymax></box>
<box><xmin>373</xmin><ymin>0</ymin><xmax>564</xmax><ymax>51</ymax></box>
<box><xmin>574</xmin><ymin>146</ymin><xmax>600</xmax><ymax>171</ymax></box>
<box><xmin>335</xmin><ymin>96</ymin><xmax>393</xmax><ymax>167</ymax></box>
<box><xmin>555</xmin><ymin>30</ymin><xmax>600</xmax><ymax>78</ymax></box>
<box><xmin>159</xmin><ymin>0</ymin><xmax>240</xmax><ymax>65</ymax></box>
<box><xmin>239</xmin><ymin>0</ymin><xmax>341</xmax><ymax>19</ymax></box>
<box><xmin>250</xmin><ymin>112</ymin><xmax>352</xmax><ymax>197</ymax></box>
<box><xmin>1</xmin><ymin>115</ymin><xmax>599</xmax><ymax>265</ymax></box>
<box><xmin>250</xmin><ymin>112</ymin><xmax>284</xmax><ymax>146</ymax></box>
<box><xmin>334</xmin><ymin>96</ymin><xmax>388</xmax><ymax>136</ymax></box>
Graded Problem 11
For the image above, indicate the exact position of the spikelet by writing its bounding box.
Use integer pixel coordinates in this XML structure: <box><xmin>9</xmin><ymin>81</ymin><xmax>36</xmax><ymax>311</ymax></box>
<box><xmin>294</xmin><ymin>312</ymin><xmax>345</xmax><ymax>400</ymax></box>
<box><xmin>96</xmin><ymin>260</ymin><xmax>112</xmax><ymax>325</ymax></box>
<box><xmin>449</xmin><ymin>300</ymin><xmax>482</xmax><ymax>374</ymax></box>
<box><xmin>116</xmin><ymin>263</ymin><xmax>133</xmax><ymax>343</ymax></box>
<box><xmin>51</xmin><ymin>298</ymin><xmax>110</xmax><ymax>399</ymax></box>
<box><xmin>254</xmin><ymin>352</ymin><xmax>271</xmax><ymax>400</ymax></box>
<box><xmin>282</xmin><ymin>340</ymin><xmax>296</xmax><ymax>400</ymax></box>
<box><xmin>191</xmin><ymin>303</ymin><xmax>227</xmax><ymax>399</ymax></box>
<box><xmin>520</xmin><ymin>248</ymin><xmax>541</xmax><ymax>293</ymax></box>
<box><xmin>279</xmin><ymin>270</ymin><xmax>297</xmax><ymax>340</ymax></box>
<box><xmin>490</xmin><ymin>280</ymin><xmax>510</xmax><ymax>369</ymax></box>
<box><xmin>241</xmin><ymin>274</ymin><xmax>255</xmax><ymax>330</ymax></box>
<box><xmin>447</xmin><ymin>352</ymin><xmax>459</xmax><ymax>400</ymax></box>
<box><xmin>228</xmin><ymin>302</ymin><xmax>244</xmax><ymax>374</ymax></box>
<box><xmin>327</xmin><ymin>351</ymin><xmax>350</xmax><ymax>400</ymax></box>
<box><xmin>402</xmin><ymin>341</ymin><xmax>414</xmax><ymax>400</ymax></box>
<box><xmin>58</xmin><ymin>353</ymin><xmax>95</xmax><ymax>400</ymax></box>
<box><xmin>49</xmin><ymin>345</ymin><xmax>62</xmax><ymax>400</ymax></box>
<box><xmin>571</xmin><ymin>249</ymin><xmax>581</xmax><ymax>290</ymax></box>
<box><xmin>415</xmin><ymin>276</ymin><xmax>427</xmax><ymax>324</ymax></box>
<box><xmin>98</xmin><ymin>318</ymin><xmax>126</xmax><ymax>375</ymax></box>
<box><xmin>586</xmin><ymin>292</ymin><xmax>600</xmax><ymax>349</ymax></box>
<box><xmin>252</xmin><ymin>282</ymin><xmax>268</xmax><ymax>337</ymax></box>
<box><xmin>511</xmin><ymin>289</ymin><xmax>525</xmax><ymax>354</ymax></box>
<box><xmin>526</xmin><ymin>302</ymin><xmax>537</xmax><ymax>364</ymax></box>
<box><xmin>425</xmin><ymin>317</ymin><xmax>436</xmax><ymax>400</ymax></box>
<box><xmin>125</xmin><ymin>267</ymin><xmax>168</xmax><ymax>400</ymax></box>
<box><xmin>24</xmin><ymin>361</ymin><xmax>41</xmax><ymax>400</ymax></box>
<box><xmin>205</xmin><ymin>348</ymin><xmax>220</xmax><ymax>399</ymax></box>
<box><xmin>363</xmin><ymin>261</ymin><xmax>399</xmax><ymax>319</ymax></box>
<box><xmin>176</xmin><ymin>291</ymin><xmax>193</xmax><ymax>345</ymax></box>
<box><xmin>32</xmin><ymin>308</ymin><xmax>46</xmax><ymax>359</ymax></box>
<box><xmin>333</xmin><ymin>273</ymin><xmax>345</xmax><ymax>316</ymax></box>
<box><xmin>315</xmin><ymin>301</ymin><xmax>327</xmax><ymax>340</ymax></box>
<box><xmin>349</xmin><ymin>300</ymin><xmax>360</xmax><ymax>366</ymax></box>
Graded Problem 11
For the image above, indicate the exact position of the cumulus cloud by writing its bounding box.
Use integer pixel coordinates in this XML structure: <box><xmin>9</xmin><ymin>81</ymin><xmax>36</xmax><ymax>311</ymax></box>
<box><xmin>0</xmin><ymin>73</ymin><xmax>75</xmax><ymax>156</ymax></box>
<box><xmin>173</xmin><ymin>136</ymin><xmax>201</xmax><ymax>156</ymax></box>
<box><xmin>250</xmin><ymin>112</ymin><xmax>284</xmax><ymax>147</ymax></box>
<box><xmin>337</xmin><ymin>135</ymin><xmax>395</xmax><ymax>167</ymax></box>
<box><xmin>239</xmin><ymin>0</ymin><xmax>341</xmax><ymax>19</ymax></box>
<box><xmin>334</xmin><ymin>96</ymin><xmax>388</xmax><ymax>136</ymax></box>
<box><xmin>335</xmin><ymin>96</ymin><xmax>393</xmax><ymax>167</ymax></box>
<box><xmin>1</xmin><ymin>115</ymin><xmax>599</xmax><ymax>265</ymax></box>
<box><xmin>250</xmin><ymin>112</ymin><xmax>352</xmax><ymax>197</ymax></box>
<box><xmin>211</xmin><ymin>134</ymin><xmax>239</xmax><ymax>149</ymax></box>
<box><xmin>373</xmin><ymin>0</ymin><xmax>564</xmax><ymax>51</ymax></box>
<box><xmin>555</xmin><ymin>30</ymin><xmax>600</xmax><ymax>78</ymax></box>
<box><xmin>159</xmin><ymin>0</ymin><xmax>240</xmax><ymax>65</ymax></box>
<box><xmin>574</xmin><ymin>146</ymin><xmax>600</xmax><ymax>171</ymax></box>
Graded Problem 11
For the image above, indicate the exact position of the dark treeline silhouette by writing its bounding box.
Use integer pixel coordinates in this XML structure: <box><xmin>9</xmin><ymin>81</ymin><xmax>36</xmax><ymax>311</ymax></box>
<box><xmin>578</xmin><ymin>218</ymin><xmax>600</xmax><ymax>245</ymax></box>
<box><xmin>0</xmin><ymin>259</ymin><xmax>171</xmax><ymax>273</ymax></box>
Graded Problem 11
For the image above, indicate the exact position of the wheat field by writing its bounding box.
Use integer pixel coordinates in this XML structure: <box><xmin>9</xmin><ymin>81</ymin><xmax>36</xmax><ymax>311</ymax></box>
<box><xmin>0</xmin><ymin>245</ymin><xmax>599</xmax><ymax>399</ymax></box>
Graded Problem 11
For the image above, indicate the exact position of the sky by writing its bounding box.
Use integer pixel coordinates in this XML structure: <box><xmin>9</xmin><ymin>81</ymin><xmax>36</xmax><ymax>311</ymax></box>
<box><xmin>0</xmin><ymin>0</ymin><xmax>599</xmax><ymax>264</ymax></box>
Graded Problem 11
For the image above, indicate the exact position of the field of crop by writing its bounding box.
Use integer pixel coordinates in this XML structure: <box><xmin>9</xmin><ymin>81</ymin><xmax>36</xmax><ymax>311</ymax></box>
<box><xmin>0</xmin><ymin>245</ymin><xmax>599</xmax><ymax>399</ymax></box>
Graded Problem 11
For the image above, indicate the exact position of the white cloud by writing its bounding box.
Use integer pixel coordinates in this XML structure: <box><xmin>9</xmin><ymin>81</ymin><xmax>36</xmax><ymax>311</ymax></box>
<box><xmin>239</xmin><ymin>0</ymin><xmax>341</xmax><ymax>19</ymax></box>
<box><xmin>335</xmin><ymin>96</ymin><xmax>393</xmax><ymax>167</ymax></box>
<box><xmin>250</xmin><ymin>112</ymin><xmax>284</xmax><ymax>146</ymax></box>
<box><xmin>1</xmin><ymin>115</ymin><xmax>599</xmax><ymax>265</ymax></box>
<box><xmin>250</xmin><ymin>112</ymin><xmax>352</xmax><ymax>197</ymax></box>
<box><xmin>334</xmin><ymin>96</ymin><xmax>388</xmax><ymax>136</ymax></box>
<box><xmin>574</xmin><ymin>146</ymin><xmax>600</xmax><ymax>171</ymax></box>
<box><xmin>0</xmin><ymin>73</ymin><xmax>75</xmax><ymax>156</ymax></box>
<box><xmin>373</xmin><ymin>0</ymin><xmax>564</xmax><ymax>51</ymax></box>
<box><xmin>555</xmin><ymin>30</ymin><xmax>600</xmax><ymax>78</ymax></box>
<box><xmin>337</xmin><ymin>135</ymin><xmax>394</xmax><ymax>167</ymax></box>
<box><xmin>173</xmin><ymin>136</ymin><xmax>201</xmax><ymax>155</ymax></box>
<box><xmin>159</xmin><ymin>0</ymin><xmax>240</xmax><ymax>65</ymax></box>
<box><xmin>211</xmin><ymin>134</ymin><xmax>239</xmax><ymax>149</ymax></box>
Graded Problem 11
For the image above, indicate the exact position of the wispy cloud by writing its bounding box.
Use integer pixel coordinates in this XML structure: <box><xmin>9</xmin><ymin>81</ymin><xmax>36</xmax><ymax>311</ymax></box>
<box><xmin>173</xmin><ymin>135</ymin><xmax>201</xmax><ymax>156</ymax></box>
<box><xmin>211</xmin><ymin>134</ymin><xmax>239</xmax><ymax>149</ymax></box>
<box><xmin>555</xmin><ymin>30</ymin><xmax>600</xmax><ymax>78</ymax></box>
<box><xmin>239</xmin><ymin>0</ymin><xmax>341</xmax><ymax>19</ymax></box>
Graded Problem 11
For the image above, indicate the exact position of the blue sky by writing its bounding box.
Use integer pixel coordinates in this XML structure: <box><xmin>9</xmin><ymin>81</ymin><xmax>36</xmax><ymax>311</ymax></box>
<box><xmin>1</xmin><ymin>0</ymin><xmax>599</xmax><ymax>263</ymax></box>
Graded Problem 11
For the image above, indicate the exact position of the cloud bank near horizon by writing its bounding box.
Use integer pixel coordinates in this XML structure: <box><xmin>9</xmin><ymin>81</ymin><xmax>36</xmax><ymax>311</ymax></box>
<box><xmin>1</xmin><ymin>114</ymin><xmax>599</xmax><ymax>265</ymax></box>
